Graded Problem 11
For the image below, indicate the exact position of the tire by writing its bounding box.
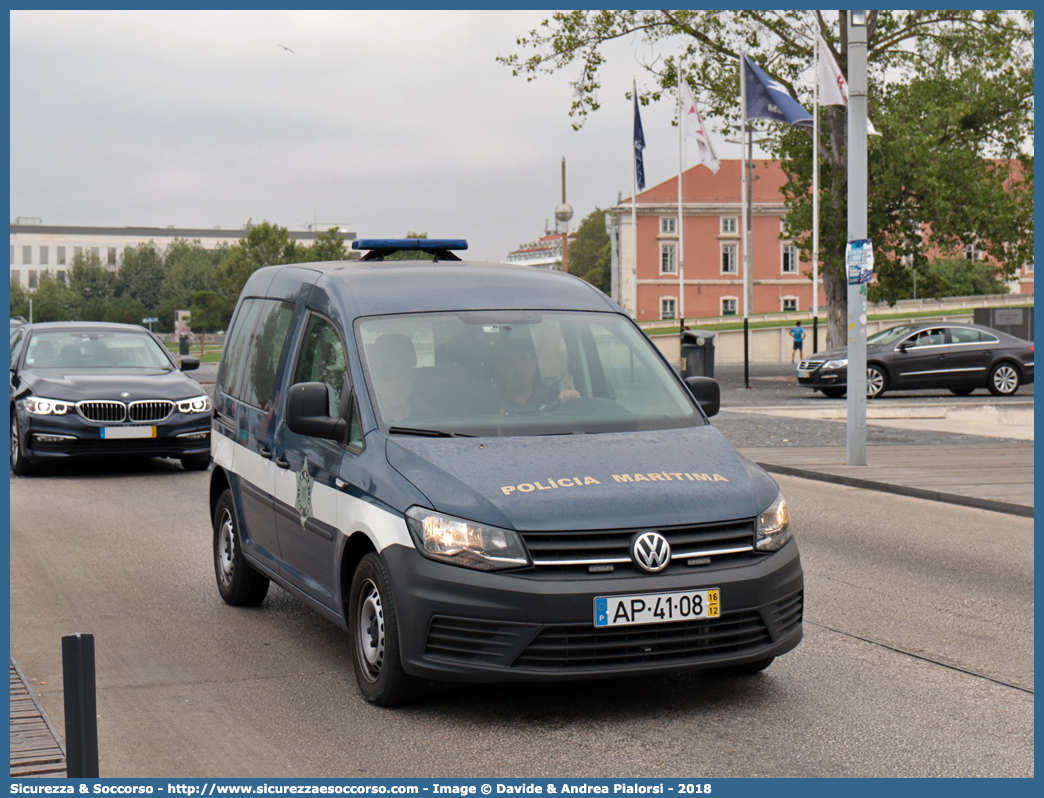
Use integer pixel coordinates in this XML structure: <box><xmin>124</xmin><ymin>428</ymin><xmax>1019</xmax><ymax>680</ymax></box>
<box><xmin>866</xmin><ymin>365</ymin><xmax>888</xmax><ymax>399</ymax></box>
<box><xmin>181</xmin><ymin>453</ymin><xmax>212</xmax><ymax>471</ymax></box>
<box><xmin>213</xmin><ymin>490</ymin><xmax>269</xmax><ymax>606</ymax></box>
<box><xmin>348</xmin><ymin>552</ymin><xmax>424</xmax><ymax>706</ymax></box>
<box><xmin>987</xmin><ymin>362</ymin><xmax>1021</xmax><ymax>396</ymax></box>
<box><xmin>949</xmin><ymin>386</ymin><xmax>975</xmax><ymax>397</ymax></box>
<box><xmin>711</xmin><ymin>656</ymin><xmax>775</xmax><ymax>676</ymax></box>
<box><xmin>10</xmin><ymin>413</ymin><xmax>34</xmax><ymax>476</ymax></box>
<box><xmin>819</xmin><ymin>387</ymin><xmax>846</xmax><ymax>399</ymax></box>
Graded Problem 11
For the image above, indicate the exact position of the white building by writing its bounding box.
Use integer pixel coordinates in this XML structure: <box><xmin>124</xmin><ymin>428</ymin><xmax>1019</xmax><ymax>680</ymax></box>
<box><xmin>505</xmin><ymin>231</ymin><xmax>578</xmax><ymax>270</ymax></box>
<box><xmin>9</xmin><ymin>218</ymin><xmax>354</xmax><ymax>289</ymax></box>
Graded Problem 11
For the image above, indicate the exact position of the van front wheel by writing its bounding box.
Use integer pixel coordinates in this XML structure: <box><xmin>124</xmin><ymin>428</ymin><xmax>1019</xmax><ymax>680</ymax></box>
<box><xmin>348</xmin><ymin>552</ymin><xmax>424</xmax><ymax>706</ymax></box>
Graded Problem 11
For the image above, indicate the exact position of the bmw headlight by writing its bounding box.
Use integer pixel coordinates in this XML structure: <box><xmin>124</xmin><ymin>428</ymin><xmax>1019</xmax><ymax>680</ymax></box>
<box><xmin>405</xmin><ymin>507</ymin><xmax>530</xmax><ymax>571</ymax></box>
<box><xmin>823</xmin><ymin>358</ymin><xmax>848</xmax><ymax>370</ymax></box>
<box><xmin>22</xmin><ymin>396</ymin><xmax>73</xmax><ymax>415</ymax></box>
<box><xmin>755</xmin><ymin>492</ymin><xmax>792</xmax><ymax>552</ymax></box>
<box><xmin>176</xmin><ymin>395</ymin><xmax>212</xmax><ymax>414</ymax></box>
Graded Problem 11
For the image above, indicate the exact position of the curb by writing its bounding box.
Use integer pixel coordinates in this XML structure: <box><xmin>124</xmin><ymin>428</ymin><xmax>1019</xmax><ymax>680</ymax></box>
<box><xmin>756</xmin><ymin>461</ymin><xmax>1034</xmax><ymax>518</ymax></box>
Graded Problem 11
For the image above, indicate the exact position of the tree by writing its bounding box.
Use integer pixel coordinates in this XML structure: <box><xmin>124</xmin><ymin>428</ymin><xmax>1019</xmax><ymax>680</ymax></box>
<box><xmin>68</xmin><ymin>250</ymin><xmax>117</xmax><ymax>305</ymax></box>
<box><xmin>189</xmin><ymin>290</ymin><xmax>234</xmax><ymax>355</ymax></box>
<box><xmin>27</xmin><ymin>272</ymin><xmax>78</xmax><ymax>322</ymax></box>
<box><xmin>305</xmin><ymin>227</ymin><xmax>349</xmax><ymax>262</ymax></box>
<box><xmin>117</xmin><ymin>241</ymin><xmax>166</xmax><ymax>309</ymax></box>
<box><xmin>568</xmin><ymin>208</ymin><xmax>612</xmax><ymax>294</ymax></box>
<box><xmin>162</xmin><ymin>238</ymin><xmax>222</xmax><ymax>308</ymax></box>
<box><xmin>213</xmin><ymin>222</ymin><xmax>308</xmax><ymax>296</ymax></box>
<box><xmin>870</xmin><ymin>257</ymin><xmax>1011</xmax><ymax>304</ymax></box>
<box><xmin>102</xmin><ymin>297</ymin><xmax>148</xmax><ymax>326</ymax></box>
<box><xmin>500</xmin><ymin>10</ymin><xmax>1034</xmax><ymax>347</ymax></box>
<box><xmin>10</xmin><ymin>280</ymin><xmax>30</xmax><ymax>320</ymax></box>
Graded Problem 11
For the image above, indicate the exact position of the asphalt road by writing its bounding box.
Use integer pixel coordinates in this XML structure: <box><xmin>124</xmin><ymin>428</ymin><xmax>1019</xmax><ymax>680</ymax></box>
<box><xmin>9</xmin><ymin>464</ymin><xmax>1033</xmax><ymax>778</ymax></box>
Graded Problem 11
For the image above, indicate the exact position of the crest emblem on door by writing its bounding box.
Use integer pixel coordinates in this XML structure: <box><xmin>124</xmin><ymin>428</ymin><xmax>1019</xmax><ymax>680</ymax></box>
<box><xmin>296</xmin><ymin>457</ymin><xmax>314</xmax><ymax>527</ymax></box>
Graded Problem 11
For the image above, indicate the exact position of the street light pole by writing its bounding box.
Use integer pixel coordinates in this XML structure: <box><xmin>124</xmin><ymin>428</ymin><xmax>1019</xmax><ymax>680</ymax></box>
<box><xmin>847</xmin><ymin>11</ymin><xmax>870</xmax><ymax>466</ymax></box>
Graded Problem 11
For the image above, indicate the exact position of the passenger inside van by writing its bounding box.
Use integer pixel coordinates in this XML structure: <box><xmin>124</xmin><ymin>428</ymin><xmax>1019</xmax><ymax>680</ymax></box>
<box><xmin>493</xmin><ymin>339</ymin><xmax>579</xmax><ymax>412</ymax></box>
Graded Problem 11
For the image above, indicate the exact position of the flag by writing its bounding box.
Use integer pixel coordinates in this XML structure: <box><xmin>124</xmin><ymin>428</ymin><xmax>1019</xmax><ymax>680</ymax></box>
<box><xmin>680</xmin><ymin>81</ymin><xmax>720</xmax><ymax>174</ymax></box>
<box><xmin>743</xmin><ymin>54</ymin><xmax>813</xmax><ymax>127</ymax></box>
<box><xmin>633</xmin><ymin>88</ymin><xmax>646</xmax><ymax>190</ymax></box>
<box><xmin>817</xmin><ymin>36</ymin><xmax>879</xmax><ymax>135</ymax></box>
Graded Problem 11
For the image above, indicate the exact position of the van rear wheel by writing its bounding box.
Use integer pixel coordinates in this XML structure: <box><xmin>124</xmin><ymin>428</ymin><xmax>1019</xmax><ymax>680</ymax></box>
<box><xmin>348</xmin><ymin>552</ymin><xmax>424</xmax><ymax>706</ymax></box>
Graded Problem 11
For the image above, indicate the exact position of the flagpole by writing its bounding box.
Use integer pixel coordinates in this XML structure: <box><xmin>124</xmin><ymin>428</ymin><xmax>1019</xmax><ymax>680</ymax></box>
<box><xmin>677</xmin><ymin>61</ymin><xmax>685</xmax><ymax>323</ymax></box>
<box><xmin>632</xmin><ymin>78</ymin><xmax>639</xmax><ymax>320</ymax></box>
<box><xmin>813</xmin><ymin>34</ymin><xmax>820</xmax><ymax>349</ymax></box>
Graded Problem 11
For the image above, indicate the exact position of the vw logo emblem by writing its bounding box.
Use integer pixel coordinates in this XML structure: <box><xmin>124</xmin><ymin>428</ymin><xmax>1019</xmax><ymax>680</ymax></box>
<box><xmin>630</xmin><ymin>530</ymin><xmax>671</xmax><ymax>573</ymax></box>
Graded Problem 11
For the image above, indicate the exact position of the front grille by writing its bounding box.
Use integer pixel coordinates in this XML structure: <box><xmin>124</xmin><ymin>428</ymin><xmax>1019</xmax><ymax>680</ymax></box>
<box><xmin>797</xmin><ymin>360</ymin><xmax>823</xmax><ymax>371</ymax></box>
<box><xmin>128</xmin><ymin>400</ymin><xmax>174</xmax><ymax>423</ymax></box>
<box><xmin>424</xmin><ymin>617</ymin><xmax>531</xmax><ymax>666</ymax></box>
<box><xmin>520</xmin><ymin>520</ymin><xmax>755</xmax><ymax>572</ymax></box>
<box><xmin>513</xmin><ymin>609</ymin><xmax>770</xmax><ymax>670</ymax></box>
<box><xmin>77</xmin><ymin>401</ymin><xmax>126</xmax><ymax>422</ymax></box>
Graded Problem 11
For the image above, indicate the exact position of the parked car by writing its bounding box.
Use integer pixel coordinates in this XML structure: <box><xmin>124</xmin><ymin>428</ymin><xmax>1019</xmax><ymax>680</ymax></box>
<box><xmin>208</xmin><ymin>239</ymin><xmax>803</xmax><ymax>706</ymax></box>
<box><xmin>9</xmin><ymin>321</ymin><xmax>212</xmax><ymax>475</ymax></box>
<box><xmin>797</xmin><ymin>322</ymin><xmax>1034</xmax><ymax>398</ymax></box>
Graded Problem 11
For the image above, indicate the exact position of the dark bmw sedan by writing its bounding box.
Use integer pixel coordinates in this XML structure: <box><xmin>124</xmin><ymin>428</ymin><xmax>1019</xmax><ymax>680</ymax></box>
<box><xmin>797</xmin><ymin>322</ymin><xmax>1034</xmax><ymax>399</ymax></box>
<box><xmin>10</xmin><ymin>322</ymin><xmax>212</xmax><ymax>474</ymax></box>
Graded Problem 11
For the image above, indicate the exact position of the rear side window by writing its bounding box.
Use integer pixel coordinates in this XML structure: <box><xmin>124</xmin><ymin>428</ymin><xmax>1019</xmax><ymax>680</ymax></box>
<box><xmin>949</xmin><ymin>328</ymin><xmax>981</xmax><ymax>344</ymax></box>
<box><xmin>220</xmin><ymin>298</ymin><xmax>296</xmax><ymax>409</ymax></box>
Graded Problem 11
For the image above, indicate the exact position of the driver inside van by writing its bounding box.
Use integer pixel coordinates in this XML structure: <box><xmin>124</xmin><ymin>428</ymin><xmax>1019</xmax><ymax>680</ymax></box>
<box><xmin>370</xmin><ymin>334</ymin><xmax>416</xmax><ymax>425</ymax></box>
<box><xmin>494</xmin><ymin>339</ymin><xmax>579</xmax><ymax>411</ymax></box>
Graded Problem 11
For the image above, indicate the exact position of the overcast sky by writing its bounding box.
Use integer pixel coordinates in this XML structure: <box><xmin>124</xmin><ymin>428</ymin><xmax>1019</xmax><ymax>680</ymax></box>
<box><xmin>10</xmin><ymin>9</ymin><xmax>759</xmax><ymax>262</ymax></box>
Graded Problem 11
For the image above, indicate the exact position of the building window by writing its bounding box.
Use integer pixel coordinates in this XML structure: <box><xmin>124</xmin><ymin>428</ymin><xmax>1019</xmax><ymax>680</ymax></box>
<box><xmin>39</xmin><ymin>246</ymin><xmax>49</xmax><ymax>266</ymax></box>
<box><xmin>28</xmin><ymin>270</ymin><xmax>38</xmax><ymax>289</ymax></box>
<box><xmin>964</xmin><ymin>243</ymin><xmax>982</xmax><ymax>261</ymax></box>
<box><xmin>660</xmin><ymin>298</ymin><xmax>677</xmax><ymax>320</ymax></box>
<box><xmin>56</xmin><ymin>271</ymin><xmax>66</xmax><ymax>285</ymax></box>
<box><xmin>1026</xmin><ymin>262</ymin><xmax>1034</xmax><ymax>274</ymax></box>
<box><xmin>74</xmin><ymin>246</ymin><xmax>83</xmax><ymax>259</ymax></box>
<box><xmin>91</xmin><ymin>246</ymin><xmax>100</xmax><ymax>259</ymax></box>
<box><xmin>57</xmin><ymin>246</ymin><xmax>66</xmax><ymax>265</ymax></box>
<box><xmin>782</xmin><ymin>297</ymin><xmax>798</xmax><ymax>313</ymax></box>
<box><xmin>10</xmin><ymin>246</ymin><xmax>14</xmax><ymax>265</ymax></box>
<box><xmin>660</xmin><ymin>217</ymin><xmax>676</xmax><ymax>234</ymax></box>
<box><xmin>11</xmin><ymin>270</ymin><xmax>20</xmax><ymax>285</ymax></box>
<box><xmin>722</xmin><ymin>298</ymin><xmax>737</xmax><ymax>316</ymax></box>
<box><xmin>660</xmin><ymin>243</ymin><xmax>677</xmax><ymax>274</ymax></box>
<box><xmin>722</xmin><ymin>243</ymin><xmax>738</xmax><ymax>274</ymax></box>
<box><xmin>782</xmin><ymin>244</ymin><xmax>797</xmax><ymax>273</ymax></box>
<box><xmin>22</xmin><ymin>246</ymin><xmax>31</xmax><ymax>265</ymax></box>
<box><xmin>721</xmin><ymin>216</ymin><xmax>738</xmax><ymax>234</ymax></box>
<box><xmin>108</xmin><ymin>247</ymin><xmax>117</xmax><ymax>266</ymax></box>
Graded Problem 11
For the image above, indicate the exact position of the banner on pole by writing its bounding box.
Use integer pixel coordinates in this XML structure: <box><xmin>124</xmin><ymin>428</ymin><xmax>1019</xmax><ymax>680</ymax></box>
<box><xmin>846</xmin><ymin>238</ymin><xmax>874</xmax><ymax>285</ymax></box>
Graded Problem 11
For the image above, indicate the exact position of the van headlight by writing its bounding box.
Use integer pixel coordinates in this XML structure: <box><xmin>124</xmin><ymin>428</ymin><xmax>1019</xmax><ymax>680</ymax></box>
<box><xmin>176</xmin><ymin>395</ymin><xmax>212</xmax><ymax>414</ymax></box>
<box><xmin>755</xmin><ymin>492</ymin><xmax>792</xmax><ymax>551</ymax></box>
<box><xmin>405</xmin><ymin>507</ymin><xmax>531</xmax><ymax>571</ymax></box>
<box><xmin>22</xmin><ymin>396</ymin><xmax>73</xmax><ymax>415</ymax></box>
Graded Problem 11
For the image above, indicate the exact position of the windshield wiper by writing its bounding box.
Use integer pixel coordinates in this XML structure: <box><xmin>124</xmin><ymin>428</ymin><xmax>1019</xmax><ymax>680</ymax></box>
<box><xmin>387</xmin><ymin>426</ymin><xmax>474</xmax><ymax>438</ymax></box>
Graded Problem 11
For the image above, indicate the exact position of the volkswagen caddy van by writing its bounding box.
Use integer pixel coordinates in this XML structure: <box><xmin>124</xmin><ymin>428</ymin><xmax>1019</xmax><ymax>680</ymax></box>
<box><xmin>209</xmin><ymin>239</ymin><xmax>802</xmax><ymax>705</ymax></box>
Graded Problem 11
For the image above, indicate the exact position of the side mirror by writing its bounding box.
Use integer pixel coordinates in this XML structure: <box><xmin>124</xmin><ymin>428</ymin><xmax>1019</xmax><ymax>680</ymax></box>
<box><xmin>286</xmin><ymin>382</ymin><xmax>347</xmax><ymax>441</ymax></box>
<box><xmin>897</xmin><ymin>342</ymin><xmax>909</xmax><ymax>353</ymax></box>
<box><xmin>684</xmin><ymin>376</ymin><xmax>720</xmax><ymax>418</ymax></box>
<box><xmin>180</xmin><ymin>356</ymin><xmax>200</xmax><ymax>371</ymax></box>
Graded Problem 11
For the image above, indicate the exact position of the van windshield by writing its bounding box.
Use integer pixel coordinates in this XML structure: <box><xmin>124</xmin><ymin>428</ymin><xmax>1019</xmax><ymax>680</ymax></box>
<box><xmin>356</xmin><ymin>311</ymin><xmax>705</xmax><ymax>437</ymax></box>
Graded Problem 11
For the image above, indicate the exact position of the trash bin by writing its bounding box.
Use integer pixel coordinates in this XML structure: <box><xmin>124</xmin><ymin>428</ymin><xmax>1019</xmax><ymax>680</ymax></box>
<box><xmin>179</xmin><ymin>334</ymin><xmax>190</xmax><ymax>355</ymax></box>
<box><xmin>680</xmin><ymin>329</ymin><xmax>716</xmax><ymax>379</ymax></box>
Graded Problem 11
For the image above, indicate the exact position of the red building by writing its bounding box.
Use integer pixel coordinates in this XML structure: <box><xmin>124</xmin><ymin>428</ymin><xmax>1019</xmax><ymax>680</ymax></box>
<box><xmin>608</xmin><ymin>159</ymin><xmax>824</xmax><ymax>322</ymax></box>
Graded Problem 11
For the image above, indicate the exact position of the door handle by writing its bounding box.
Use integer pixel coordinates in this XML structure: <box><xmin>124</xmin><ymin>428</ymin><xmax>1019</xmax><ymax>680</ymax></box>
<box><xmin>275</xmin><ymin>456</ymin><xmax>290</xmax><ymax>469</ymax></box>
<box><xmin>259</xmin><ymin>446</ymin><xmax>273</xmax><ymax>459</ymax></box>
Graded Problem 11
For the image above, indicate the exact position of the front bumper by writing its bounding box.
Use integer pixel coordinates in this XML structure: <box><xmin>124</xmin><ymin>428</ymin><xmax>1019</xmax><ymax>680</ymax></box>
<box><xmin>16</xmin><ymin>406</ymin><xmax>211</xmax><ymax>462</ymax></box>
<box><xmin>796</xmin><ymin>365</ymin><xmax>846</xmax><ymax>390</ymax></box>
<box><xmin>384</xmin><ymin>540</ymin><xmax>803</xmax><ymax>682</ymax></box>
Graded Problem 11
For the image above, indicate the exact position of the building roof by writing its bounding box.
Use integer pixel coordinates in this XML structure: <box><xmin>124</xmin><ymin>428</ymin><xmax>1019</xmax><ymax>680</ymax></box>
<box><xmin>624</xmin><ymin>159</ymin><xmax>790</xmax><ymax>205</ymax></box>
<box><xmin>507</xmin><ymin>232</ymin><xmax>577</xmax><ymax>257</ymax></box>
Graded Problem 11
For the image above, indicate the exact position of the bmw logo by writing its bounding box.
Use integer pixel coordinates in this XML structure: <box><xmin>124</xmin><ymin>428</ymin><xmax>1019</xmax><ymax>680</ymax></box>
<box><xmin>630</xmin><ymin>530</ymin><xmax>672</xmax><ymax>573</ymax></box>
<box><xmin>121</xmin><ymin>392</ymin><xmax>131</xmax><ymax>398</ymax></box>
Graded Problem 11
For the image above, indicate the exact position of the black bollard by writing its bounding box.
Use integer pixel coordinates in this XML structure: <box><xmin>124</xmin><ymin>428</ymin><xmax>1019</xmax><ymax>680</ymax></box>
<box><xmin>62</xmin><ymin>633</ymin><xmax>99</xmax><ymax>778</ymax></box>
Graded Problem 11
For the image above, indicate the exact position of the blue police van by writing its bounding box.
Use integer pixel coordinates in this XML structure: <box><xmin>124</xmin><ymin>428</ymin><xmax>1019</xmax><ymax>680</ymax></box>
<box><xmin>209</xmin><ymin>239</ymin><xmax>802</xmax><ymax>705</ymax></box>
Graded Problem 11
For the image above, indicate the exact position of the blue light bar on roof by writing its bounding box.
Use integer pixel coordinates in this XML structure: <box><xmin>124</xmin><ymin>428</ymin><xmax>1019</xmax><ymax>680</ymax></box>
<box><xmin>352</xmin><ymin>239</ymin><xmax>468</xmax><ymax>251</ymax></box>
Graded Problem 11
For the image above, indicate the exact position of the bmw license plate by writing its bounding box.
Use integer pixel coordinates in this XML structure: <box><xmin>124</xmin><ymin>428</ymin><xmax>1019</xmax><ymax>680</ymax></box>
<box><xmin>101</xmin><ymin>426</ymin><xmax>156</xmax><ymax>439</ymax></box>
<box><xmin>797</xmin><ymin>369</ymin><xmax>811</xmax><ymax>379</ymax></box>
<box><xmin>594</xmin><ymin>589</ymin><xmax>720</xmax><ymax>628</ymax></box>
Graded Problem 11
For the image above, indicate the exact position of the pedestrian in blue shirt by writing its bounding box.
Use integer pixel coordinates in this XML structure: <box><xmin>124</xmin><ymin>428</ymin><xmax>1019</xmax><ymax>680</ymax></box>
<box><xmin>789</xmin><ymin>321</ymin><xmax>805</xmax><ymax>363</ymax></box>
